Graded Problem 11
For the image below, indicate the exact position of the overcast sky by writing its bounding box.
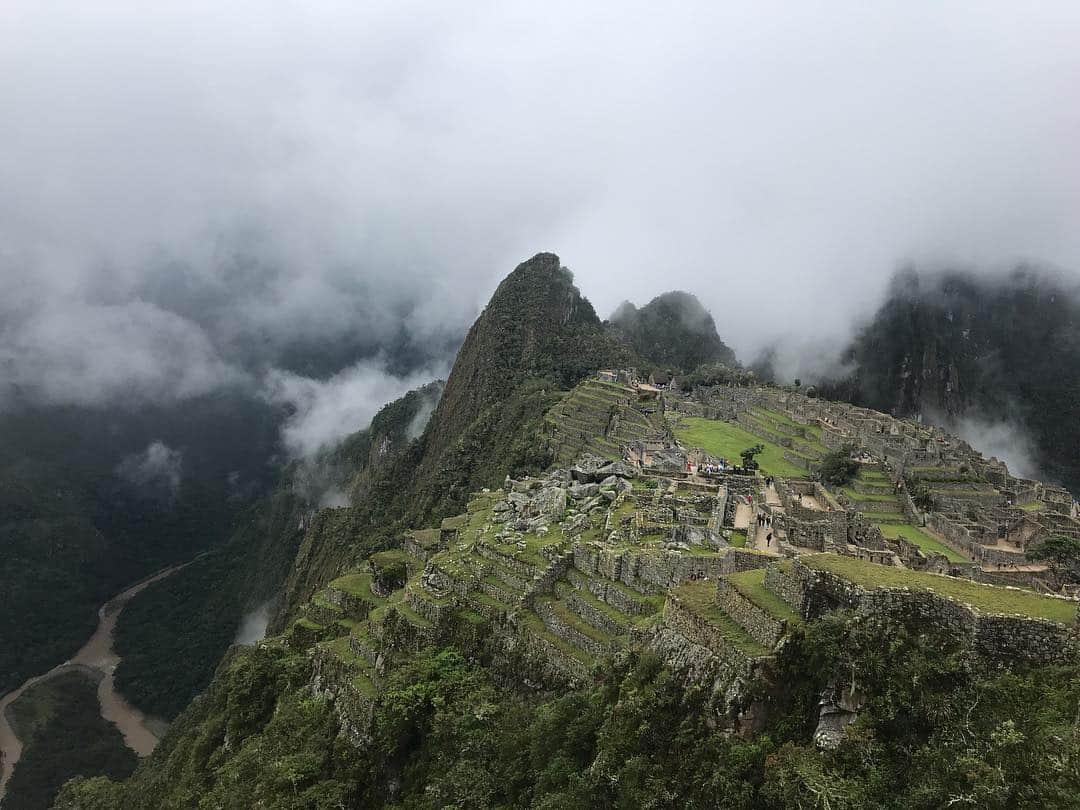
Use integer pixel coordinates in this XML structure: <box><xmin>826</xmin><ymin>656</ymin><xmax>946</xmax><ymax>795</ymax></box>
<box><xmin>2</xmin><ymin>1</ymin><xmax>1079</xmax><ymax>444</ymax></box>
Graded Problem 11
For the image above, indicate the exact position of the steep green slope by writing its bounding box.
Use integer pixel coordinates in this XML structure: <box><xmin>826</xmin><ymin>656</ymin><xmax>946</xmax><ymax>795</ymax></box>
<box><xmin>0</xmin><ymin>395</ymin><xmax>280</xmax><ymax>695</ymax></box>
<box><xmin>50</xmin><ymin>255</ymin><xmax>1080</xmax><ymax>810</ymax></box>
<box><xmin>410</xmin><ymin>252</ymin><xmax>632</xmax><ymax>512</ymax></box>
<box><xmin>113</xmin><ymin>382</ymin><xmax>447</xmax><ymax>719</ymax></box>
<box><xmin>55</xmin><ymin>612</ymin><xmax>1080</xmax><ymax>809</ymax></box>
<box><xmin>609</xmin><ymin>290</ymin><xmax>737</xmax><ymax>372</ymax></box>
<box><xmin>279</xmin><ymin>253</ymin><xmax>631</xmax><ymax>616</ymax></box>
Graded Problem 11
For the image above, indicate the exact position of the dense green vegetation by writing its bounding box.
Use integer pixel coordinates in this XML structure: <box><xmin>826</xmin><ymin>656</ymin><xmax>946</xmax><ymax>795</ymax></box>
<box><xmin>818</xmin><ymin>446</ymin><xmax>859</xmax><ymax>486</ymax></box>
<box><xmin>0</xmin><ymin>394</ymin><xmax>281</xmax><ymax>695</ymax></box>
<box><xmin>608</xmin><ymin>291</ymin><xmax>737</xmax><ymax>373</ymax></box>
<box><xmin>113</xmin><ymin>491</ymin><xmax>305</xmax><ymax>719</ymax></box>
<box><xmin>679</xmin><ymin>363</ymin><xmax>758</xmax><ymax>391</ymax></box>
<box><xmin>115</xmin><ymin>382</ymin><xmax>443</xmax><ymax>719</ymax></box>
<box><xmin>674</xmin><ymin>417</ymin><xmax>806</xmax><ymax>477</ymax></box>
<box><xmin>57</xmin><ymin>611</ymin><xmax>1080</xmax><ymax>809</ymax></box>
<box><xmin>5</xmin><ymin>670</ymin><xmax>136</xmax><ymax>810</ymax></box>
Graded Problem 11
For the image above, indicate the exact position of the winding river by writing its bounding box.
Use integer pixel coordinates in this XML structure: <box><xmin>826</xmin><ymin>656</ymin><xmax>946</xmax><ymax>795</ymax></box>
<box><xmin>0</xmin><ymin>555</ymin><xmax>202</xmax><ymax>800</ymax></box>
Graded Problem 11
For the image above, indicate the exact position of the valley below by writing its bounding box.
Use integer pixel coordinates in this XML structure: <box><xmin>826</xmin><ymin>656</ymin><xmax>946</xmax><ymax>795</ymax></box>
<box><xmin>0</xmin><ymin>555</ymin><xmax>201</xmax><ymax>803</ymax></box>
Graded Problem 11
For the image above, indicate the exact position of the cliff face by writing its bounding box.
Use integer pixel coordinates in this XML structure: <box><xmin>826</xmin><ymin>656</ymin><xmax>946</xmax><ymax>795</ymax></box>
<box><xmin>609</xmin><ymin>290</ymin><xmax>736</xmax><ymax>373</ymax></box>
<box><xmin>830</xmin><ymin>268</ymin><xmax>1080</xmax><ymax>490</ymax></box>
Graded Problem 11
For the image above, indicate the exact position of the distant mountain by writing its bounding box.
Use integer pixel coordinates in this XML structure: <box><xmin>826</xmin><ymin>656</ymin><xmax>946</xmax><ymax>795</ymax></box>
<box><xmin>609</xmin><ymin>291</ymin><xmax>736</xmax><ymax>373</ymax></box>
<box><xmin>821</xmin><ymin>267</ymin><xmax>1080</xmax><ymax>491</ymax></box>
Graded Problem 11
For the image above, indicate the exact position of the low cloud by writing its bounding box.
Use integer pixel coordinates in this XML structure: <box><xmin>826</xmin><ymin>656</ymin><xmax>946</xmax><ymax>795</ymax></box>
<box><xmin>2</xmin><ymin>1</ymin><xmax>1080</xmax><ymax>420</ymax></box>
<box><xmin>406</xmin><ymin>389</ymin><xmax>440</xmax><ymax>440</ymax></box>
<box><xmin>263</xmin><ymin>358</ymin><xmax>449</xmax><ymax>458</ymax></box>
<box><xmin>0</xmin><ymin>300</ymin><xmax>242</xmax><ymax>409</ymax></box>
<box><xmin>234</xmin><ymin>601</ymin><xmax>272</xmax><ymax>645</ymax></box>
<box><xmin>951</xmin><ymin>417</ymin><xmax>1040</xmax><ymax>480</ymax></box>
<box><xmin>116</xmin><ymin>440</ymin><xmax>184</xmax><ymax>499</ymax></box>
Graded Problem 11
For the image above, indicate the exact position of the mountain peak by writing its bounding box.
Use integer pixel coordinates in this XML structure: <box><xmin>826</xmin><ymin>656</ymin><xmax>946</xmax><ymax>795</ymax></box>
<box><xmin>609</xmin><ymin>289</ymin><xmax>736</xmax><ymax>371</ymax></box>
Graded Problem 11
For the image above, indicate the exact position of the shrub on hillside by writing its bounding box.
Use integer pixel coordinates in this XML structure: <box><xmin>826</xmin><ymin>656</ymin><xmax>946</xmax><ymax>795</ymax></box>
<box><xmin>818</xmin><ymin>446</ymin><xmax>859</xmax><ymax>487</ymax></box>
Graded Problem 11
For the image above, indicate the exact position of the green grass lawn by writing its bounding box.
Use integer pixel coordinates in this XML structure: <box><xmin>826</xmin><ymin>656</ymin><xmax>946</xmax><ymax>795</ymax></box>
<box><xmin>724</xmin><ymin>569</ymin><xmax>802</xmax><ymax>623</ymax></box>
<box><xmin>842</xmin><ymin>488</ymin><xmax>901</xmax><ymax>503</ymax></box>
<box><xmin>671</xmin><ymin>581</ymin><xmax>768</xmax><ymax>655</ymax></box>
<box><xmin>728</xmin><ymin>530</ymin><xmax>747</xmax><ymax>548</ymax></box>
<box><xmin>751</xmin><ymin>408</ymin><xmax>828</xmax><ymax>452</ymax></box>
<box><xmin>1018</xmin><ymin>500</ymin><xmax>1046</xmax><ymax>512</ymax></box>
<box><xmin>875</xmin><ymin>523</ymin><xmax>967</xmax><ymax>563</ymax></box>
<box><xmin>802</xmin><ymin>553</ymin><xmax>1076</xmax><ymax>623</ymax></box>
<box><xmin>675</xmin><ymin>417</ymin><xmax>806</xmax><ymax>478</ymax></box>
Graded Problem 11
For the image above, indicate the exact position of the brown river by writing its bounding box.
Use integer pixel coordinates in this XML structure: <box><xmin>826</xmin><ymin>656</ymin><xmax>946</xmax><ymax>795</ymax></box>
<box><xmin>0</xmin><ymin>556</ymin><xmax>202</xmax><ymax>800</ymax></box>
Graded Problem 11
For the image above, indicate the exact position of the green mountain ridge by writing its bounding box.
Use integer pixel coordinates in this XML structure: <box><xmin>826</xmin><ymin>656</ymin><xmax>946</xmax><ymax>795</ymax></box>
<box><xmin>22</xmin><ymin>256</ymin><xmax>1080</xmax><ymax>809</ymax></box>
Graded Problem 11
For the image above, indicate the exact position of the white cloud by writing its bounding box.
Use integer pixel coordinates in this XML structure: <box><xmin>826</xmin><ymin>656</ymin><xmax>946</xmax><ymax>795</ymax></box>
<box><xmin>1</xmin><ymin>0</ymin><xmax>1078</xmax><ymax>405</ymax></box>
<box><xmin>263</xmin><ymin>358</ymin><xmax>448</xmax><ymax>457</ymax></box>
<box><xmin>0</xmin><ymin>301</ymin><xmax>240</xmax><ymax>407</ymax></box>
<box><xmin>116</xmin><ymin>440</ymin><xmax>184</xmax><ymax>498</ymax></box>
<box><xmin>952</xmin><ymin>417</ymin><xmax>1040</xmax><ymax>480</ymax></box>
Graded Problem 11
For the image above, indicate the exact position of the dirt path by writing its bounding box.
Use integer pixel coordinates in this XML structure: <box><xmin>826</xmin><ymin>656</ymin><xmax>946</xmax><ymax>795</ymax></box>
<box><xmin>0</xmin><ymin>554</ymin><xmax>204</xmax><ymax>800</ymax></box>
<box><xmin>734</xmin><ymin>502</ymin><xmax>752</xmax><ymax>530</ymax></box>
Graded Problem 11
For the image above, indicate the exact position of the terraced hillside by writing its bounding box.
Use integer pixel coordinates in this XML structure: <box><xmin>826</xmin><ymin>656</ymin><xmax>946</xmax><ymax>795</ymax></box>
<box><xmin>547</xmin><ymin>378</ymin><xmax>664</xmax><ymax>464</ymax></box>
<box><xmin>277</xmin><ymin>458</ymin><xmax>1079</xmax><ymax>748</ymax></box>
<box><xmin>739</xmin><ymin>407</ymin><xmax>829</xmax><ymax>473</ymax></box>
<box><xmin>907</xmin><ymin>464</ymin><xmax>1003</xmax><ymax>509</ymax></box>
<box><xmin>840</xmin><ymin>467</ymin><xmax>967</xmax><ymax>562</ymax></box>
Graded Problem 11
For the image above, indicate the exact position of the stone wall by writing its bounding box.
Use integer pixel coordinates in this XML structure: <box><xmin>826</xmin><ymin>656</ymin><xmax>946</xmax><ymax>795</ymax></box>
<box><xmin>926</xmin><ymin>513</ymin><xmax>1027</xmax><ymax>566</ymax></box>
<box><xmin>764</xmin><ymin>563</ymin><xmax>812</xmax><ymax>617</ymax></box>
<box><xmin>791</xmin><ymin>560</ymin><xmax>1080</xmax><ymax>665</ymax></box>
<box><xmin>716</xmin><ymin>579</ymin><xmax>786</xmax><ymax>647</ymax></box>
<box><xmin>846</xmin><ymin>513</ymin><xmax>887</xmax><ymax>551</ymax></box>
<box><xmin>571</xmin><ymin>541</ymin><xmax>730</xmax><ymax>592</ymax></box>
<box><xmin>310</xmin><ymin>646</ymin><xmax>375</xmax><ymax>746</ymax></box>
<box><xmin>506</xmin><ymin>616</ymin><xmax>591</xmax><ymax>687</ymax></box>
<box><xmin>657</xmin><ymin>595</ymin><xmax>765</xmax><ymax>683</ymax></box>
<box><xmin>325</xmin><ymin>587</ymin><xmax>375</xmax><ymax>619</ymax></box>
<box><xmin>533</xmin><ymin>599</ymin><xmax>611</xmax><ymax>658</ymax></box>
<box><xmin>720</xmin><ymin>548</ymin><xmax>777</xmax><ymax>574</ymax></box>
<box><xmin>567</xmin><ymin>568</ymin><xmax>659</xmax><ymax>616</ymax></box>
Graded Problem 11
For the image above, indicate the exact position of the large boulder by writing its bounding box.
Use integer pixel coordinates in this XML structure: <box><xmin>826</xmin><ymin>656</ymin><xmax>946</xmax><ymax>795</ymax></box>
<box><xmin>571</xmin><ymin>455</ymin><xmax>610</xmax><ymax>483</ymax></box>
<box><xmin>533</xmin><ymin>486</ymin><xmax>568</xmax><ymax>521</ymax></box>
<box><xmin>599</xmin><ymin>475</ymin><xmax>632</xmax><ymax>495</ymax></box>
<box><xmin>597</xmin><ymin>460</ymin><xmax>638</xmax><ymax>479</ymax></box>
<box><xmin>569</xmin><ymin>482</ymin><xmax>600</xmax><ymax>500</ymax></box>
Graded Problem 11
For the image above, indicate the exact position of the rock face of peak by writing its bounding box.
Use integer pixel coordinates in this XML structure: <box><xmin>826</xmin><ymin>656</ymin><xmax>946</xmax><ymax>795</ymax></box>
<box><xmin>423</xmin><ymin>253</ymin><xmax>630</xmax><ymax>464</ymax></box>
<box><xmin>609</xmin><ymin>290</ymin><xmax>736</xmax><ymax>372</ymax></box>
<box><xmin>825</xmin><ymin>267</ymin><xmax>1080</xmax><ymax>491</ymax></box>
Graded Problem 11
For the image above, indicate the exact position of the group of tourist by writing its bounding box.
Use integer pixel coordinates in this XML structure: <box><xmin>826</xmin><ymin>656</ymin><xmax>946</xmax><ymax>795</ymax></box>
<box><xmin>696</xmin><ymin>459</ymin><xmax>731</xmax><ymax>475</ymax></box>
<box><xmin>756</xmin><ymin>510</ymin><xmax>775</xmax><ymax>547</ymax></box>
